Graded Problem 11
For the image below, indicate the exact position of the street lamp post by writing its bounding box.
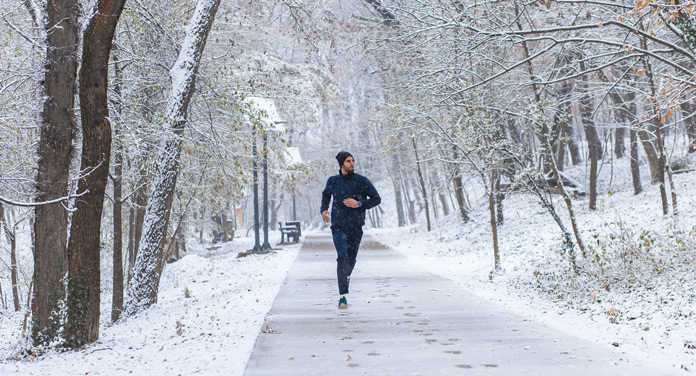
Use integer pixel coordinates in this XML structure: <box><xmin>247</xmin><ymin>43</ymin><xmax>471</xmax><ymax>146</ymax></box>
<box><xmin>261</xmin><ymin>132</ymin><xmax>272</xmax><ymax>251</ymax></box>
<box><xmin>292</xmin><ymin>193</ymin><xmax>297</xmax><ymax>221</ymax></box>
<box><xmin>251</xmin><ymin>126</ymin><xmax>261</xmax><ymax>252</ymax></box>
<box><xmin>261</xmin><ymin>121</ymin><xmax>287</xmax><ymax>252</ymax></box>
<box><xmin>242</xmin><ymin>97</ymin><xmax>286</xmax><ymax>256</ymax></box>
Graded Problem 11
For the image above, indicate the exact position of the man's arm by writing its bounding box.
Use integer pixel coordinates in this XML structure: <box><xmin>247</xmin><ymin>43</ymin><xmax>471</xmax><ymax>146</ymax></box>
<box><xmin>359</xmin><ymin>177</ymin><xmax>381</xmax><ymax>210</ymax></box>
<box><xmin>320</xmin><ymin>178</ymin><xmax>332</xmax><ymax>214</ymax></box>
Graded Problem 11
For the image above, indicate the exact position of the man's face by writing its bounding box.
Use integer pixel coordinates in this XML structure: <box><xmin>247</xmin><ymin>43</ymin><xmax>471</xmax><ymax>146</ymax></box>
<box><xmin>342</xmin><ymin>156</ymin><xmax>355</xmax><ymax>173</ymax></box>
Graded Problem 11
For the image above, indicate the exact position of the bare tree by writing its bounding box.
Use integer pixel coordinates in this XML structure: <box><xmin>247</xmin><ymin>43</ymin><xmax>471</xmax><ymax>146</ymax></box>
<box><xmin>125</xmin><ymin>0</ymin><xmax>222</xmax><ymax>316</ymax></box>
<box><xmin>65</xmin><ymin>0</ymin><xmax>127</xmax><ymax>348</ymax></box>
<box><xmin>33</xmin><ymin>0</ymin><xmax>79</xmax><ymax>345</ymax></box>
<box><xmin>0</xmin><ymin>203</ymin><xmax>21</xmax><ymax>311</ymax></box>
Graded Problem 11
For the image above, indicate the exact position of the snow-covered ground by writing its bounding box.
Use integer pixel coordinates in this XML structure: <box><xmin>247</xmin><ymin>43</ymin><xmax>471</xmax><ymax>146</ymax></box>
<box><xmin>373</xmin><ymin>157</ymin><xmax>696</xmax><ymax>373</ymax></box>
<box><xmin>0</xmin><ymin>156</ymin><xmax>694</xmax><ymax>374</ymax></box>
<box><xmin>0</xmin><ymin>236</ymin><xmax>301</xmax><ymax>375</ymax></box>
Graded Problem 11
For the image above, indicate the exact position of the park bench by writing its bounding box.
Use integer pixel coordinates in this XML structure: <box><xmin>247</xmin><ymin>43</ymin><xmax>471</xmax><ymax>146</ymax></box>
<box><xmin>279</xmin><ymin>221</ymin><xmax>301</xmax><ymax>244</ymax></box>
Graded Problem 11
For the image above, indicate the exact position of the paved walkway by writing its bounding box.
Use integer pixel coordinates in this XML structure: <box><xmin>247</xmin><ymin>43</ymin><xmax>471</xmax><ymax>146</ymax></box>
<box><xmin>245</xmin><ymin>233</ymin><xmax>675</xmax><ymax>375</ymax></box>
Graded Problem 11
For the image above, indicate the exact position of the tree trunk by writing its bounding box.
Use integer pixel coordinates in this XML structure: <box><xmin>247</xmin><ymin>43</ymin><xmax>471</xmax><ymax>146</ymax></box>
<box><xmin>390</xmin><ymin>154</ymin><xmax>406</xmax><ymax>227</ymax></box>
<box><xmin>412</xmin><ymin>138</ymin><xmax>431</xmax><ymax>231</ymax></box>
<box><xmin>112</xmin><ymin>50</ymin><xmax>124</xmax><ymax>323</ymax></box>
<box><xmin>639</xmin><ymin>36</ymin><xmax>669</xmax><ymax>214</ymax></box>
<box><xmin>0</xmin><ymin>279</ymin><xmax>4</xmax><ymax>310</ymax></box>
<box><xmin>132</xmin><ymin>176</ymin><xmax>149</xmax><ymax>276</ymax></box>
<box><xmin>11</xmin><ymin>230</ymin><xmax>20</xmax><ymax>311</ymax></box>
<box><xmin>33</xmin><ymin>0</ymin><xmax>80</xmax><ymax>345</ymax></box>
<box><xmin>516</xmin><ymin>14</ymin><xmax>580</xmax><ymax>268</ymax></box>
<box><xmin>489</xmin><ymin>171</ymin><xmax>500</xmax><ymax>270</ymax></box>
<box><xmin>65</xmin><ymin>0</ymin><xmax>126</xmax><ymax>347</ymax></box>
<box><xmin>630</xmin><ymin>128</ymin><xmax>642</xmax><ymax>195</ymax></box>
<box><xmin>666</xmin><ymin>164</ymin><xmax>679</xmax><ymax>217</ymax></box>
<box><xmin>566</xmin><ymin>124</ymin><xmax>582</xmax><ymax>166</ymax></box>
<box><xmin>112</xmin><ymin>139</ymin><xmax>124</xmax><ymax>322</ymax></box>
<box><xmin>177</xmin><ymin>213</ymin><xmax>187</xmax><ymax>255</ymax></box>
<box><xmin>429</xmin><ymin>177</ymin><xmax>439</xmax><ymax>219</ymax></box>
<box><xmin>270</xmin><ymin>193</ymin><xmax>283</xmax><ymax>232</ymax></box>
<box><xmin>557</xmin><ymin>126</ymin><xmax>567</xmax><ymax>171</ymax></box>
<box><xmin>551</xmin><ymin>81</ymin><xmax>572</xmax><ymax>171</ymax></box>
<box><xmin>684</xmin><ymin>101</ymin><xmax>696</xmax><ymax>153</ymax></box>
<box><xmin>554</xmin><ymin>104</ymin><xmax>570</xmax><ymax>170</ymax></box>
<box><xmin>124</xmin><ymin>0</ymin><xmax>222</xmax><ymax>316</ymax></box>
<box><xmin>603</xmin><ymin>71</ymin><xmax>635</xmax><ymax>161</ymax></box>
<box><xmin>438</xmin><ymin>192</ymin><xmax>450</xmax><ymax>217</ymax></box>
<box><xmin>401</xmin><ymin>174</ymin><xmax>416</xmax><ymax>224</ymax></box>
<box><xmin>452</xmin><ymin>174</ymin><xmax>469</xmax><ymax>222</ymax></box>
<box><xmin>614</xmin><ymin>126</ymin><xmax>626</xmax><ymax>159</ymax></box>
<box><xmin>0</xmin><ymin>203</ymin><xmax>21</xmax><ymax>311</ymax></box>
<box><xmin>452</xmin><ymin>147</ymin><xmax>469</xmax><ymax>222</ymax></box>
<box><xmin>636</xmin><ymin>128</ymin><xmax>661</xmax><ymax>183</ymax></box>
<box><xmin>127</xmin><ymin>204</ymin><xmax>136</xmax><ymax>285</ymax></box>
<box><xmin>578</xmin><ymin>66</ymin><xmax>603</xmax><ymax>211</ymax></box>
<box><xmin>494</xmin><ymin>172</ymin><xmax>504</xmax><ymax>225</ymax></box>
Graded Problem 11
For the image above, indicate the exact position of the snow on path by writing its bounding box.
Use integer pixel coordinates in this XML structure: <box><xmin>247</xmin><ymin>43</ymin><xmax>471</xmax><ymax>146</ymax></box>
<box><xmin>245</xmin><ymin>233</ymin><xmax>675</xmax><ymax>375</ymax></box>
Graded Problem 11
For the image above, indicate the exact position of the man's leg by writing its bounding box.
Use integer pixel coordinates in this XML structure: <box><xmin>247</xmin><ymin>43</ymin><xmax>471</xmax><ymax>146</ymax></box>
<box><xmin>331</xmin><ymin>228</ymin><xmax>350</xmax><ymax>295</ymax></box>
<box><xmin>345</xmin><ymin>227</ymin><xmax>363</xmax><ymax>278</ymax></box>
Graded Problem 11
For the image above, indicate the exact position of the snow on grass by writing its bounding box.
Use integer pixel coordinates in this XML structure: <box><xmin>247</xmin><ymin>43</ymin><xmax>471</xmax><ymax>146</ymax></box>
<box><xmin>0</xmin><ymin>235</ymin><xmax>300</xmax><ymax>375</ymax></box>
<box><xmin>371</xmin><ymin>158</ymin><xmax>696</xmax><ymax>373</ymax></box>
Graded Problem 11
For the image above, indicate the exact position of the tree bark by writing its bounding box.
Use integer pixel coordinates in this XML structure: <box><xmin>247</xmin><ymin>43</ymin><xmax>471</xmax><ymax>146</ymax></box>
<box><xmin>390</xmin><ymin>154</ymin><xmax>406</xmax><ymax>226</ymax></box>
<box><xmin>636</xmin><ymin>128</ymin><xmax>661</xmax><ymax>183</ymax></box>
<box><xmin>630</xmin><ymin>127</ymin><xmax>643</xmax><ymax>195</ymax></box>
<box><xmin>112</xmin><ymin>54</ymin><xmax>124</xmax><ymax>322</ymax></box>
<box><xmin>412</xmin><ymin>138</ymin><xmax>431</xmax><ymax>231</ymax></box>
<box><xmin>429</xmin><ymin>177</ymin><xmax>439</xmax><ymax>219</ymax></box>
<box><xmin>0</xmin><ymin>203</ymin><xmax>20</xmax><ymax>311</ymax></box>
<box><xmin>494</xmin><ymin>172</ymin><xmax>504</xmax><ymax>225</ymax></box>
<box><xmin>65</xmin><ymin>0</ymin><xmax>126</xmax><ymax>347</ymax></box>
<box><xmin>130</xmin><ymin>176</ymin><xmax>149</xmax><ymax>283</ymax></box>
<box><xmin>684</xmin><ymin>101</ymin><xmax>696</xmax><ymax>152</ymax></box>
<box><xmin>270</xmin><ymin>194</ymin><xmax>283</xmax><ymax>233</ymax></box>
<box><xmin>451</xmin><ymin>148</ymin><xmax>469</xmax><ymax>222</ymax></box>
<box><xmin>602</xmin><ymin>70</ymin><xmax>635</xmax><ymax>161</ymax></box>
<box><xmin>640</xmin><ymin>36</ymin><xmax>669</xmax><ymax>214</ymax></box>
<box><xmin>124</xmin><ymin>0</ymin><xmax>222</xmax><ymax>315</ymax></box>
<box><xmin>489</xmin><ymin>171</ymin><xmax>500</xmax><ymax>270</ymax></box>
<box><xmin>578</xmin><ymin>63</ymin><xmax>603</xmax><ymax>211</ymax></box>
<box><xmin>401</xmin><ymin>173</ymin><xmax>416</xmax><ymax>224</ymax></box>
<box><xmin>438</xmin><ymin>192</ymin><xmax>450</xmax><ymax>217</ymax></box>
<box><xmin>515</xmin><ymin>8</ymin><xmax>580</xmax><ymax>266</ymax></box>
<box><xmin>0</xmin><ymin>279</ymin><xmax>4</xmax><ymax>310</ymax></box>
<box><xmin>127</xmin><ymin>204</ymin><xmax>136</xmax><ymax>285</ymax></box>
<box><xmin>566</xmin><ymin>124</ymin><xmax>582</xmax><ymax>166</ymax></box>
<box><xmin>33</xmin><ymin>0</ymin><xmax>79</xmax><ymax>345</ymax></box>
<box><xmin>551</xmin><ymin>80</ymin><xmax>572</xmax><ymax>171</ymax></box>
<box><xmin>614</xmin><ymin>126</ymin><xmax>626</xmax><ymax>159</ymax></box>
<box><xmin>112</xmin><ymin>136</ymin><xmax>124</xmax><ymax>322</ymax></box>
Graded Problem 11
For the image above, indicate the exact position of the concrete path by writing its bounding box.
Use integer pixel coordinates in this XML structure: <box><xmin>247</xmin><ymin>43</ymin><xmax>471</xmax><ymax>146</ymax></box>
<box><xmin>244</xmin><ymin>233</ymin><xmax>675</xmax><ymax>375</ymax></box>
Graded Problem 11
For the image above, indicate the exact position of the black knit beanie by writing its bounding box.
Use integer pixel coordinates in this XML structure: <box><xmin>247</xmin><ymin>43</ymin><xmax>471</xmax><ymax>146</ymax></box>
<box><xmin>336</xmin><ymin>151</ymin><xmax>353</xmax><ymax>168</ymax></box>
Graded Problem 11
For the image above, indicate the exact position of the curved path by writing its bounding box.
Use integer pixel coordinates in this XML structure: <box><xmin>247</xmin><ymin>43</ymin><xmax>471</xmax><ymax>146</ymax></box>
<box><xmin>245</xmin><ymin>233</ymin><xmax>675</xmax><ymax>375</ymax></box>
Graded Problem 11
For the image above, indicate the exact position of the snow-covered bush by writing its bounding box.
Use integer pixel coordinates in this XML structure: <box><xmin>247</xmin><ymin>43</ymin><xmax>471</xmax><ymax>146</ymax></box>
<box><xmin>583</xmin><ymin>225</ymin><xmax>695</xmax><ymax>291</ymax></box>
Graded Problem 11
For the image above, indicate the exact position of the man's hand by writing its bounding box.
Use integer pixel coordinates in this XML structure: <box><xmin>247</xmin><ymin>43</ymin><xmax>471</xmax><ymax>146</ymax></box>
<box><xmin>343</xmin><ymin>198</ymin><xmax>359</xmax><ymax>208</ymax></box>
<box><xmin>322</xmin><ymin>210</ymin><xmax>330</xmax><ymax>223</ymax></box>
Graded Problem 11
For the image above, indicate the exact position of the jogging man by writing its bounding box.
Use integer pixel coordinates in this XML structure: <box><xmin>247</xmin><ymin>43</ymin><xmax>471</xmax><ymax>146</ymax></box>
<box><xmin>321</xmin><ymin>151</ymin><xmax>381</xmax><ymax>309</ymax></box>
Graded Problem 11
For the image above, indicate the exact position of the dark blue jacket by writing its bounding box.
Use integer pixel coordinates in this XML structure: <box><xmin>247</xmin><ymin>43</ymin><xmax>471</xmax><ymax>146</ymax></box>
<box><xmin>321</xmin><ymin>171</ymin><xmax>381</xmax><ymax>228</ymax></box>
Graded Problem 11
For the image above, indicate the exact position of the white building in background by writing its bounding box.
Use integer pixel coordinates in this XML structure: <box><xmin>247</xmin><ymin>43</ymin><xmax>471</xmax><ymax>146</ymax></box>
<box><xmin>247</xmin><ymin>96</ymin><xmax>286</xmax><ymax>133</ymax></box>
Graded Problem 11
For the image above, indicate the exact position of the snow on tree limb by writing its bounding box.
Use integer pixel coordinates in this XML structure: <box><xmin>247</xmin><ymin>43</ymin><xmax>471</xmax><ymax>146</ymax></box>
<box><xmin>124</xmin><ymin>0</ymin><xmax>221</xmax><ymax>317</ymax></box>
